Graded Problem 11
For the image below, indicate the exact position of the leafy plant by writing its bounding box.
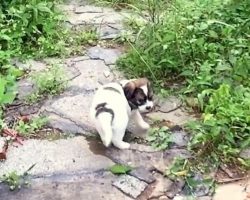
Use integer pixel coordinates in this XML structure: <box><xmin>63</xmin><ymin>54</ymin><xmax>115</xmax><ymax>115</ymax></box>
<box><xmin>186</xmin><ymin>84</ymin><xmax>250</xmax><ymax>165</ymax></box>
<box><xmin>118</xmin><ymin>0</ymin><xmax>250</xmax><ymax>169</ymax></box>
<box><xmin>166</xmin><ymin>158</ymin><xmax>215</xmax><ymax>197</ymax></box>
<box><xmin>1</xmin><ymin>171</ymin><xmax>23</xmax><ymax>191</ymax></box>
<box><xmin>65</xmin><ymin>28</ymin><xmax>98</xmax><ymax>55</ymax></box>
<box><xmin>0</xmin><ymin>0</ymin><xmax>68</xmax><ymax>58</ymax></box>
<box><xmin>117</xmin><ymin>0</ymin><xmax>250</xmax><ymax>93</ymax></box>
<box><xmin>27</xmin><ymin>64</ymin><xmax>68</xmax><ymax>103</ymax></box>
<box><xmin>147</xmin><ymin>126</ymin><xmax>173</xmax><ymax>150</ymax></box>
<box><xmin>0</xmin><ymin>0</ymin><xmax>69</xmax><ymax>112</ymax></box>
<box><xmin>0</xmin><ymin>164</ymin><xmax>35</xmax><ymax>191</ymax></box>
<box><xmin>109</xmin><ymin>164</ymin><xmax>133</xmax><ymax>175</ymax></box>
<box><xmin>15</xmin><ymin>116</ymin><xmax>48</xmax><ymax>137</ymax></box>
<box><xmin>166</xmin><ymin>158</ymin><xmax>190</xmax><ymax>179</ymax></box>
<box><xmin>0</xmin><ymin>66</ymin><xmax>23</xmax><ymax>110</ymax></box>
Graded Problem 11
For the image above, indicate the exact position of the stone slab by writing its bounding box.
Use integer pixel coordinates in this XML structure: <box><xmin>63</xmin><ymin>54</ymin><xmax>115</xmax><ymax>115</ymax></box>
<box><xmin>69</xmin><ymin>59</ymin><xmax>115</xmax><ymax>89</ymax></box>
<box><xmin>240</xmin><ymin>148</ymin><xmax>250</xmax><ymax>159</ymax></box>
<box><xmin>75</xmin><ymin>5</ymin><xmax>103</xmax><ymax>13</ymax></box>
<box><xmin>112</xmin><ymin>175</ymin><xmax>148</xmax><ymax>198</ymax></box>
<box><xmin>42</xmin><ymin>93</ymin><xmax>94</xmax><ymax>132</ymax></box>
<box><xmin>97</xmin><ymin>24</ymin><xmax>124</xmax><ymax>39</ymax></box>
<box><xmin>0</xmin><ymin>172</ymin><xmax>132</xmax><ymax>200</ymax></box>
<box><xmin>0</xmin><ymin>136</ymin><xmax>114</xmax><ymax>177</ymax></box>
<box><xmin>67</xmin><ymin>12</ymin><xmax>124</xmax><ymax>25</ymax></box>
<box><xmin>46</xmin><ymin>112</ymin><xmax>93</xmax><ymax>135</ymax></box>
<box><xmin>149</xmin><ymin>173</ymin><xmax>173</xmax><ymax>199</ymax></box>
<box><xmin>146</xmin><ymin>109</ymin><xmax>194</xmax><ymax>126</ymax></box>
<box><xmin>87</xmin><ymin>46</ymin><xmax>122</xmax><ymax>65</ymax></box>
<box><xmin>129</xmin><ymin>167</ymin><xmax>155</xmax><ymax>184</ymax></box>
<box><xmin>106</xmin><ymin>147</ymin><xmax>191</xmax><ymax>173</ymax></box>
<box><xmin>213</xmin><ymin>183</ymin><xmax>248</xmax><ymax>200</ymax></box>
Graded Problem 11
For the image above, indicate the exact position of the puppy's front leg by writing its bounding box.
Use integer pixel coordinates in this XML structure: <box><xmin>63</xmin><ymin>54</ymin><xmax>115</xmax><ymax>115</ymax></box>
<box><xmin>133</xmin><ymin>110</ymin><xmax>150</xmax><ymax>130</ymax></box>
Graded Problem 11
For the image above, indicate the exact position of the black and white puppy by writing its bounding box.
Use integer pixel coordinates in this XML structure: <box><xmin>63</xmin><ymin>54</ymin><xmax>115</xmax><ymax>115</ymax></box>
<box><xmin>89</xmin><ymin>78</ymin><xmax>153</xmax><ymax>149</ymax></box>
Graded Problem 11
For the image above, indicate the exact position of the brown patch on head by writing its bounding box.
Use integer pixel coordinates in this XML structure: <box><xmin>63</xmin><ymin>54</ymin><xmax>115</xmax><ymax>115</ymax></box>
<box><xmin>123</xmin><ymin>78</ymin><xmax>149</xmax><ymax>99</ymax></box>
<box><xmin>147</xmin><ymin>82</ymin><xmax>153</xmax><ymax>100</ymax></box>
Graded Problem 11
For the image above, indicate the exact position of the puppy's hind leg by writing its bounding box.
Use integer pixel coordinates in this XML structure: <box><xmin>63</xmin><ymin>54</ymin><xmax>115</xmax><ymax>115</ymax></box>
<box><xmin>111</xmin><ymin>118</ymin><xmax>130</xmax><ymax>149</ymax></box>
<box><xmin>112</xmin><ymin>128</ymin><xmax>130</xmax><ymax>149</ymax></box>
<box><xmin>95</xmin><ymin>113</ymin><xmax>113</xmax><ymax>147</ymax></box>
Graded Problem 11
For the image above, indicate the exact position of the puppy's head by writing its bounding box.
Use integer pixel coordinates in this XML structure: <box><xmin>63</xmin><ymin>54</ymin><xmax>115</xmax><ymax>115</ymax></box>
<box><xmin>123</xmin><ymin>78</ymin><xmax>154</xmax><ymax>112</ymax></box>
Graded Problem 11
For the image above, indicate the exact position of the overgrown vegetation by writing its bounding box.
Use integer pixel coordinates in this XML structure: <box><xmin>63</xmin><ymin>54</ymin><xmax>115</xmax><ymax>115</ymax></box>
<box><xmin>117</xmin><ymin>0</ymin><xmax>250</xmax><ymax>169</ymax></box>
<box><xmin>15</xmin><ymin>116</ymin><xmax>48</xmax><ymax>137</ymax></box>
<box><xmin>27</xmin><ymin>64</ymin><xmax>68</xmax><ymax>103</ymax></box>
<box><xmin>147</xmin><ymin>126</ymin><xmax>173</xmax><ymax>150</ymax></box>
<box><xmin>0</xmin><ymin>0</ymin><xmax>97</xmax><ymax>111</ymax></box>
<box><xmin>166</xmin><ymin>158</ymin><xmax>215</xmax><ymax>197</ymax></box>
<box><xmin>0</xmin><ymin>0</ymin><xmax>63</xmax><ymax>111</ymax></box>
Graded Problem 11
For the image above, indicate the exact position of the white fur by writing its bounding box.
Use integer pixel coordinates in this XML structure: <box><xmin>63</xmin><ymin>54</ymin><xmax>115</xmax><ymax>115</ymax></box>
<box><xmin>89</xmin><ymin>81</ymin><xmax>152</xmax><ymax>149</ymax></box>
<box><xmin>138</xmin><ymin>85</ymin><xmax>153</xmax><ymax>113</ymax></box>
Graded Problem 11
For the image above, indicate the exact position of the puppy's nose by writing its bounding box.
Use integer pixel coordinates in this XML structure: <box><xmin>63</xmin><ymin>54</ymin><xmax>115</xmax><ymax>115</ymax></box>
<box><xmin>146</xmin><ymin>106</ymin><xmax>152</xmax><ymax>110</ymax></box>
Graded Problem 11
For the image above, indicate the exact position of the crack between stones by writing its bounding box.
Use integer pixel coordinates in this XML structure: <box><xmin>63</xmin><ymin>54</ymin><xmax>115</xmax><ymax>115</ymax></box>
<box><xmin>29</xmin><ymin>168</ymin><xmax>108</xmax><ymax>180</ymax></box>
<box><xmin>43</xmin><ymin>109</ymin><xmax>93</xmax><ymax>133</ymax></box>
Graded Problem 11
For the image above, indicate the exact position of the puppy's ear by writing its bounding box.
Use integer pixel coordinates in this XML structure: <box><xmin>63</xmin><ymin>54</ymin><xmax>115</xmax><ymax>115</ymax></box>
<box><xmin>123</xmin><ymin>78</ymin><xmax>148</xmax><ymax>99</ymax></box>
<box><xmin>147</xmin><ymin>81</ymin><xmax>153</xmax><ymax>97</ymax></box>
<box><xmin>124</xmin><ymin>82</ymin><xmax>135</xmax><ymax>99</ymax></box>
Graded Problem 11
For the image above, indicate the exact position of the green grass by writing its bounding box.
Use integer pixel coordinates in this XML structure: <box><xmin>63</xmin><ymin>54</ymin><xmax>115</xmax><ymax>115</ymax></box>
<box><xmin>27</xmin><ymin>64</ymin><xmax>68</xmax><ymax>103</ymax></box>
<box><xmin>0</xmin><ymin>0</ymin><xmax>98</xmax><ymax>111</ymax></box>
<box><xmin>118</xmin><ymin>0</ymin><xmax>250</xmax><ymax>169</ymax></box>
<box><xmin>15</xmin><ymin>116</ymin><xmax>48</xmax><ymax>137</ymax></box>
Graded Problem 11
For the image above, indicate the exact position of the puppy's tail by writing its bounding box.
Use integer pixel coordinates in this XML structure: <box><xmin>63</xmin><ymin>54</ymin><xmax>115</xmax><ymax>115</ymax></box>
<box><xmin>96</xmin><ymin>113</ymin><xmax>113</xmax><ymax>147</ymax></box>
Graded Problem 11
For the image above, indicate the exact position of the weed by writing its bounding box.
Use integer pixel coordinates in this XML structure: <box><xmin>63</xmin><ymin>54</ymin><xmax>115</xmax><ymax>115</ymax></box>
<box><xmin>0</xmin><ymin>66</ymin><xmax>23</xmax><ymax>110</ymax></box>
<box><xmin>0</xmin><ymin>164</ymin><xmax>35</xmax><ymax>191</ymax></box>
<box><xmin>166</xmin><ymin>158</ymin><xmax>215</xmax><ymax>197</ymax></box>
<box><xmin>65</xmin><ymin>28</ymin><xmax>98</xmax><ymax>56</ymax></box>
<box><xmin>15</xmin><ymin>116</ymin><xmax>48</xmax><ymax>137</ymax></box>
<box><xmin>27</xmin><ymin>65</ymin><xmax>68</xmax><ymax>103</ymax></box>
<box><xmin>147</xmin><ymin>126</ymin><xmax>173</xmax><ymax>150</ymax></box>
<box><xmin>1</xmin><ymin>171</ymin><xmax>23</xmax><ymax>191</ymax></box>
<box><xmin>186</xmin><ymin>84</ymin><xmax>250</xmax><ymax>166</ymax></box>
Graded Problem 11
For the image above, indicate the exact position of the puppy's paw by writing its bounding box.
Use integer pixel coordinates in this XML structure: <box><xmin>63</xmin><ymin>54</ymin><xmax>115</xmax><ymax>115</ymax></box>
<box><xmin>140</xmin><ymin>122</ymin><xmax>150</xmax><ymax>130</ymax></box>
<box><xmin>114</xmin><ymin>141</ymin><xmax>130</xmax><ymax>149</ymax></box>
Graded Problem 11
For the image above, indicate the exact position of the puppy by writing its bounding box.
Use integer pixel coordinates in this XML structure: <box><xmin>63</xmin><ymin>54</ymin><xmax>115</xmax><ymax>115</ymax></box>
<box><xmin>89</xmin><ymin>78</ymin><xmax>154</xmax><ymax>149</ymax></box>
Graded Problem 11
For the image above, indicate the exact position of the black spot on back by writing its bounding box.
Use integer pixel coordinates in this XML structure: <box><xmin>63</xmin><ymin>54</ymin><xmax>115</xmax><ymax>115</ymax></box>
<box><xmin>95</xmin><ymin>102</ymin><xmax>114</xmax><ymax>122</ymax></box>
<box><xmin>103</xmin><ymin>87</ymin><xmax>121</xmax><ymax>94</ymax></box>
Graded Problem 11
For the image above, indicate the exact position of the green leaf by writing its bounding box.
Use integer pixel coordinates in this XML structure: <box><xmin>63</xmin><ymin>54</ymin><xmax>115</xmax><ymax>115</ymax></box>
<box><xmin>0</xmin><ymin>34</ymin><xmax>11</xmax><ymax>41</ymax></box>
<box><xmin>109</xmin><ymin>164</ymin><xmax>132</xmax><ymax>175</ymax></box>
<box><xmin>208</xmin><ymin>30</ymin><xmax>218</xmax><ymax>38</ymax></box>
<box><xmin>37</xmin><ymin>3</ymin><xmax>51</xmax><ymax>13</ymax></box>
<box><xmin>1</xmin><ymin>92</ymin><xmax>16</xmax><ymax>104</ymax></box>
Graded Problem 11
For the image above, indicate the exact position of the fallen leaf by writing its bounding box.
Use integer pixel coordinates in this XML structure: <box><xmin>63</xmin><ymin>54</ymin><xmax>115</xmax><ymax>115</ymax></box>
<box><xmin>0</xmin><ymin>142</ymin><xmax>8</xmax><ymax>160</ymax></box>
<box><xmin>173</xmin><ymin>170</ymin><xmax>188</xmax><ymax>176</ymax></box>
<box><xmin>0</xmin><ymin>152</ymin><xmax>6</xmax><ymax>160</ymax></box>
<box><xmin>18</xmin><ymin>116</ymin><xmax>30</xmax><ymax>123</ymax></box>
<box><xmin>109</xmin><ymin>164</ymin><xmax>133</xmax><ymax>175</ymax></box>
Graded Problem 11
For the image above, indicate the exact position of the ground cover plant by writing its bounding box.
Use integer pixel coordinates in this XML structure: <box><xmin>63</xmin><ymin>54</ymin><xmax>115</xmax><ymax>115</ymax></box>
<box><xmin>0</xmin><ymin>0</ymin><xmax>66</xmax><ymax>111</ymax></box>
<box><xmin>0</xmin><ymin>0</ymin><xmax>98</xmax><ymax>111</ymax></box>
<box><xmin>117</xmin><ymin>0</ymin><xmax>250</xmax><ymax>169</ymax></box>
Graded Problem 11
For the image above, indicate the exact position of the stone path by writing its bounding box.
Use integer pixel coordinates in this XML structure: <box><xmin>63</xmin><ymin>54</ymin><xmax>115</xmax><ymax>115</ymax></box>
<box><xmin>0</xmin><ymin>1</ymin><xmax>249</xmax><ymax>200</ymax></box>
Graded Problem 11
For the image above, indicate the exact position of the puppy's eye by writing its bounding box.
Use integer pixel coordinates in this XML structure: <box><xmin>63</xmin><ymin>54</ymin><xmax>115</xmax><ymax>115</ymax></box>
<box><xmin>138</xmin><ymin>99</ymin><xmax>145</xmax><ymax>104</ymax></box>
<box><xmin>148</xmin><ymin>96</ymin><xmax>153</xmax><ymax>101</ymax></box>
